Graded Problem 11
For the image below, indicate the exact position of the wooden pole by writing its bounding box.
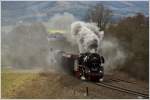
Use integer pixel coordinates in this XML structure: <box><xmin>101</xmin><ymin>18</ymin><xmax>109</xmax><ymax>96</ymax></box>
<box><xmin>86</xmin><ymin>87</ymin><xmax>89</xmax><ymax>96</ymax></box>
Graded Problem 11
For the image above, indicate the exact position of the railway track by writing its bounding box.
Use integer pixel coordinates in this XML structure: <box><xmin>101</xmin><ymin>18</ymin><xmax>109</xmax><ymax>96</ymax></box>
<box><xmin>95</xmin><ymin>81</ymin><xmax>149</xmax><ymax>99</ymax></box>
<box><xmin>106</xmin><ymin>78</ymin><xmax>149</xmax><ymax>92</ymax></box>
<box><xmin>108</xmin><ymin>78</ymin><xmax>137</xmax><ymax>84</ymax></box>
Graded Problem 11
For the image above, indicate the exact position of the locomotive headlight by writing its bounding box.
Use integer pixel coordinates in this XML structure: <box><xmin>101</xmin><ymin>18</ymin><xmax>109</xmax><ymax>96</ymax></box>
<box><xmin>99</xmin><ymin>70</ymin><xmax>103</xmax><ymax>73</ymax></box>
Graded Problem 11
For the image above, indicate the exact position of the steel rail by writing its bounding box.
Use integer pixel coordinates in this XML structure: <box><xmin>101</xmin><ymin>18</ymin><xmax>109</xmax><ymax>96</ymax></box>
<box><xmin>95</xmin><ymin>82</ymin><xmax>149</xmax><ymax>98</ymax></box>
<box><xmin>107</xmin><ymin>78</ymin><xmax>149</xmax><ymax>91</ymax></box>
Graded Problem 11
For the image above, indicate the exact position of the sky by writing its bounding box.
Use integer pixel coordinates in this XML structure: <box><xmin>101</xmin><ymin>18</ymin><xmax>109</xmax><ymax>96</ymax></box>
<box><xmin>1</xmin><ymin>1</ymin><xmax>149</xmax><ymax>26</ymax></box>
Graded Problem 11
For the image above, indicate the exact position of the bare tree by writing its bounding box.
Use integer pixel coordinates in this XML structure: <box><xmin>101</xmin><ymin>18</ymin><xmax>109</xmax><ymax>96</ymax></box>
<box><xmin>86</xmin><ymin>4</ymin><xmax>113</xmax><ymax>31</ymax></box>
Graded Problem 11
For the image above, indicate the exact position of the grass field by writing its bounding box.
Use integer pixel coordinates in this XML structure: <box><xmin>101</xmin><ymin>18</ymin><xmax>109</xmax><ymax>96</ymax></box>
<box><xmin>1</xmin><ymin>68</ymin><xmax>87</xmax><ymax>99</ymax></box>
<box><xmin>1</xmin><ymin>68</ymin><xmax>39</xmax><ymax>98</ymax></box>
<box><xmin>2</xmin><ymin>68</ymin><xmax>148</xmax><ymax>99</ymax></box>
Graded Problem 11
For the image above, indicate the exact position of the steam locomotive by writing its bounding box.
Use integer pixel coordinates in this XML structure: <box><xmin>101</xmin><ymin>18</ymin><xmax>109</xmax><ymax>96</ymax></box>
<box><xmin>62</xmin><ymin>51</ymin><xmax>104</xmax><ymax>81</ymax></box>
<box><xmin>74</xmin><ymin>53</ymin><xmax>104</xmax><ymax>82</ymax></box>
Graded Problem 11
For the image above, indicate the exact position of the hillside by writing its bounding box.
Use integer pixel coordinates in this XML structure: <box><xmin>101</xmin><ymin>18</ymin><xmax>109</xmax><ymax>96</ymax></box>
<box><xmin>2</xmin><ymin>1</ymin><xmax>148</xmax><ymax>26</ymax></box>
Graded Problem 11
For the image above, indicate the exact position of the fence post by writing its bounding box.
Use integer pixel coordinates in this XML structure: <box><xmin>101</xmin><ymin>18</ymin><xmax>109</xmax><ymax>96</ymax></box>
<box><xmin>86</xmin><ymin>86</ymin><xmax>89</xmax><ymax>96</ymax></box>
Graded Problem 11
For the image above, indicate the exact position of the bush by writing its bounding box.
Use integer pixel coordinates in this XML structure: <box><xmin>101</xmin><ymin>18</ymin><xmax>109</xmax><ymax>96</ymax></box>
<box><xmin>106</xmin><ymin>13</ymin><xmax>149</xmax><ymax>81</ymax></box>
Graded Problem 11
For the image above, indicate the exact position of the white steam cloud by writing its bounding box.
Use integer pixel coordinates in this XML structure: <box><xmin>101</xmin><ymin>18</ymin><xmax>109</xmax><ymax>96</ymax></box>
<box><xmin>46</xmin><ymin>13</ymin><xmax>126</xmax><ymax>73</ymax></box>
<box><xmin>101</xmin><ymin>38</ymin><xmax>126</xmax><ymax>73</ymax></box>
<box><xmin>70</xmin><ymin>21</ymin><xmax>126</xmax><ymax>73</ymax></box>
<box><xmin>46</xmin><ymin>12</ymin><xmax>77</xmax><ymax>32</ymax></box>
<box><xmin>70</xmin><ymin>21</ymin><xmax>104</xmax><ymax>53</ymax></box>
<box><xmin>2</xmin><ymin>12</ymin><xmax>126</xmax><ymax>73</ymax></box>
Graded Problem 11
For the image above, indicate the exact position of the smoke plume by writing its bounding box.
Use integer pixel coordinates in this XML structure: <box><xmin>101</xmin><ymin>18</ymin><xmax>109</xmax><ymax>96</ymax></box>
<box><xmin>70</xmin><ymin>21</ymin><xmax>104</xmax><ymax>53</ymax></box>
<box><xmin>101</xmin><ymin>38</ymin><xmax>126</xmax><ymax>73</ymax></box>
<box><xmin>70</xmin><ymin>21</ymin><xmax>126</xmax><ymax>73</ymax></box>
<box><xmin>46</xmin><ymin>12</ymin><xmax>77</xmax><ymax>32</ymax></box>
<box><xmin>2</xmin><ymin>22</ymin><xmax>49</xmax><ymax>70</ymax></box>
<box><xmin>2</xmin><ymin>12</ymin><xmax>126</xmax><ymax>74</ymax></box>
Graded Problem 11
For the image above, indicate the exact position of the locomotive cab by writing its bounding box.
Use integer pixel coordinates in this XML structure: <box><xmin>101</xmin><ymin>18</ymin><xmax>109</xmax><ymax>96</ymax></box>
<box><xmin>74</xmin><ymin>53</ymin><xmax>104</xmax><ymax>82</ymax></box>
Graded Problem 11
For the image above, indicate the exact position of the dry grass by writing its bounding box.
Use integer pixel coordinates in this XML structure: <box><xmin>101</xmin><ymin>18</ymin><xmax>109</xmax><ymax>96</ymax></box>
<box><xmin>1</xmin><ymin>68</ymin><xmax>38</xmax><ymax>98</ymax></box>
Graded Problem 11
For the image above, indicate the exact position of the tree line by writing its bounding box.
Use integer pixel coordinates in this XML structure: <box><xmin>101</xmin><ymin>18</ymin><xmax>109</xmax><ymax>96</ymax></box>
<box><xmin>86</xmin><ymin>4</ymin><xmax>149</xmax><ymax>81</ymax></box>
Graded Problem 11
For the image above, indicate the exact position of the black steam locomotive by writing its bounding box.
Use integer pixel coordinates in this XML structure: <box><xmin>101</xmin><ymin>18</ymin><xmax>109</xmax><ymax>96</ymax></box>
<box><xmin>74</xmin><ymin>53</ymin><xmax>104</xmax><ymax>81</ymax></box>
